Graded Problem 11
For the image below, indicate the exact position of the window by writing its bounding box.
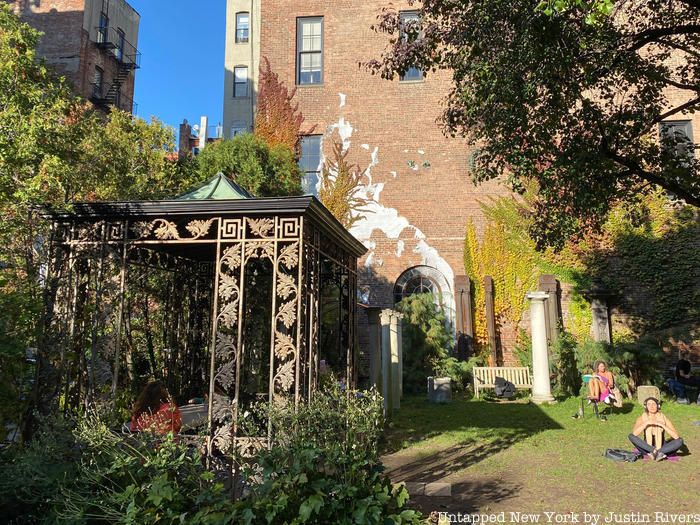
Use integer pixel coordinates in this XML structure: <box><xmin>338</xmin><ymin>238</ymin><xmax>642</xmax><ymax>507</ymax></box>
<box><xmin>236</xmin><ymin>12</ymin><xmax>249</xmax><ymax>43</ymax></box>
<box><xmin>93</xmin><ymin>66</ymin><xmax>103</xmax><ymax>97</ymax></box>
<box><xmin>233</xmin><ymin>66</ymin><xmax>248</xmax><ymax>97</ymax></box>
<box><xmin>230</xmin><ymin>121</ymin><xmax>248</xmax><ymax>137</ymax></box>
<box><xmin>297</xmin><ymin>17</ymin><xmax>323</xmax><ymax>85</ymax></box>
<box><xmin>115</xmin><ymin>28</ymin><xmax>125</xmax><ymax>61</ymax></box>
<box><xmin>299</xmin><ymin>135</ymin><xmax>322</xmax><ymax>195</ymax></box>
<box><xmin>393</xmin><ymin>266</ymin><xmax>451</xmax><ymax>307</ymax></box>
<box><xmin>660</xmin><ymin>120</ymin><xmax>694</xmax><ymax>159</ymax></box>
<box><xmin>97</xmin><ymin>12</ymin><xmax>109</xmax><ymax>43</ymax></box>
<box><xmin>399</xmin><ymin>11</ymin><xmax>422</xmax><ymax>81</ymax></box>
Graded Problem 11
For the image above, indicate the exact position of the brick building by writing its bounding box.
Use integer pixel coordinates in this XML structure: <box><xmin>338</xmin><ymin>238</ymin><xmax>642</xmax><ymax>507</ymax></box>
<box><xmin>224</xmin><ymin>1</ymin><xmax>700</xmax><ymax>368</ymax></box>
<box><xmin>10</xmin><ymin>0</ymin><xmax>140</xmax><ymax>114</ymax></box>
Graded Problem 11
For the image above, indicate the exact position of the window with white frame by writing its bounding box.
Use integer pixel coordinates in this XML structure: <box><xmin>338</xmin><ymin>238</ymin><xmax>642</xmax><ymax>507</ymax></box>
<box><xmin>236</xmin><ymin>12</ymin><xmax>249</xmax><ymax>43</ymax></box>
<box><xmin>399</xmin><ymin>11</ymin><xmax>422</xmax><ymax>81</ymax></box>
<box><xmin>233</xmin><ymin>66</ymin><xmax>248</xmax><ymax>98</ymax></box>
<box><xmin>297</xmin><ymin>17</ymin><xmax>323</xmax><ymax>85</ymax></box>
<box><xmin>660</xmin><ymin>120</ymin><xmax>695</xmax><ymax>159</ymax></box>
<box><xmin>299</xmin><ymin>135</ymin><xmax>322</xmax><ymax>195</ymax></box>
<box><xmin>97</xmin><ymin>11</ymin><xmax>108</xmax><ymax>43</ymax></box>
<box><xmin>230</xmin><ymin>121</ymin><xmax>248</xmax><ymax>137</ymax></box>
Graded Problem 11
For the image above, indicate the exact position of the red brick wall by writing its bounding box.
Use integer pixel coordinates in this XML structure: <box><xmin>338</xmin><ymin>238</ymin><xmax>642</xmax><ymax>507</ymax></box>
<box><xmin>10</xmin><ymin>0</ymin><xmax>137</xmax><ymax>112</ymax></box>
<box><xmin>260</xmin><ymin>0</ymin><xmax>512</xmax><ymax>347</ymax></box>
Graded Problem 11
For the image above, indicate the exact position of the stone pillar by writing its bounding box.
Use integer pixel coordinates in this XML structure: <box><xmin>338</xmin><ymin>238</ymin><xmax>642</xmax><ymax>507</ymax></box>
<box><xmin>389</xmin><ymin>311</ymin><xmax>404</xmax><ymax>408</ymax></box>
<box><xmin>367</xmin><ymin>308</ymin><xmax>382</xmax><ymax>387</ymax></box>
<box><xmin>454</xmin><ymin>275</ymin><xmax>474</xmax><ymax>360</ymax></box>
<box><xmin>379</xmin><ymin>309</ymin><xmax>393</xmax><ymax>415</ymax></box>
<box><xmin>484</xmin><ymin>276</ymin><xmax>498</xmax><ymax>365</ymax></box>
<box><xmin>538</xmin><ymin>275</ymin><xmax>561</xmax><ymax>345</ymax></box>
<box><xmin>393</xmin><ymin>311</ymin><xmax>404</xmax><ymax>399</ymax></box>
<box><xmin>526</xmin><ymin>291</ymin><xmax>554</xmax><ymax>404</ymax></box>
<box><xmin>585</xmin><ymin>288</ymin><xmax>613</xmax><ymax>344</ymax></box>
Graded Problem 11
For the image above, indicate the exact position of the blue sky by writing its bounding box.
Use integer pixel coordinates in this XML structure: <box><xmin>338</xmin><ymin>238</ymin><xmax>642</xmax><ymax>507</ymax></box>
<box><xmin>129</xmin><ymin>0</ymin><xmax>226</xmax><ymax>139</ymax></box>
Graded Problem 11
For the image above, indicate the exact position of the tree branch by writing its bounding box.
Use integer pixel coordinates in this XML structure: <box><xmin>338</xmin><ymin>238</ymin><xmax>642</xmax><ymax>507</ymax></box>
<box><xmin>661</xmin><ymin>76</ymin><xmax>700</xmax><ymax>92</ymax></box>
<box><xmin>626</xmin><ymin>25</ymin><xmax>700</xmax><ymax>54</ymax></box>
<box><xmin>600</xmin><ymin>144</ymin><xmax>700</xmax><ymax>206</ymax></box>
<box><xmin>655</xmin><ymin>37</ymin><xmax>700</xmax><ymax>59</ymax></box>
<box><xmin>653</xmin><ymin>96</ymin><xmax>700</xmax><ymax>125</ymax></box>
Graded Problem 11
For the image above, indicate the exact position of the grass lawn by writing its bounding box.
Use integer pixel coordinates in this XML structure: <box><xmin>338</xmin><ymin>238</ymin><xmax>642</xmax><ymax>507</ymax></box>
<box><xmin>381</xmin><ymin>395</ymin><xmax>700</xmax><ymax>518</ymax></box>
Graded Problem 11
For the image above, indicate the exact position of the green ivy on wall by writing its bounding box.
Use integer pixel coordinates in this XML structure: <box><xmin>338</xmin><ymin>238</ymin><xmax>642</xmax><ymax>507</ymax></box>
<box><xmin>463</xmin><ymin>190</ymin><xmax>700</xmax><ymax>353</ymax></box>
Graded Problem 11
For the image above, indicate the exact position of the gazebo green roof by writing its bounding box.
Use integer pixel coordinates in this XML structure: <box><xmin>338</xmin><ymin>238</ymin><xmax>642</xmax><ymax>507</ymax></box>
<box><xmin>175</xmin><ymin>172</ymin><xmax>253</xmax><ymax>201</ymax></box>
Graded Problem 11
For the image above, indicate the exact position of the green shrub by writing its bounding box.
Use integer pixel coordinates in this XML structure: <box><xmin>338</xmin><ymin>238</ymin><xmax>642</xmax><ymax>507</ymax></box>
<box><xmin>232</xmin><ymin>386</ymin><xmax>422</xmax><ymax>525</ymax></box>
<box><xmin>0</xmin><ymin>417</ymin><xmax>78</xmax><ymax>524</ymax></box>
<box><xmin>550</xmin><ymin>332</ymin><xmax>581</xmax><ymax>397</ymax></box>
<box><xmin>395</xmin><ymin>293</ymin><xmax>463</xmax><ymax>393</ymax></box>
<box><xmin>56</xmin><ymin>417</ymin><xmax>231</xmax><ymax>524</ymax></box>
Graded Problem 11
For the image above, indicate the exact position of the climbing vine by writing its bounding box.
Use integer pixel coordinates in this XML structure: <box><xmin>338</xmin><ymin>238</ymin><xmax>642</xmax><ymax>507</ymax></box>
<box><xmin>464</xmin><ymin>189</ymin><xmax>700</xmax><ymax>356</ymax></box>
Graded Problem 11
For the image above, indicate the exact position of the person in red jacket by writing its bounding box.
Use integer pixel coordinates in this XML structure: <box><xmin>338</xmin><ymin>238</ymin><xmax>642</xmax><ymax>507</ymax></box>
<box><xmin>130</xmin><ymin>380</ymin><xmax>182</xmax><ymax>435</ymax></box>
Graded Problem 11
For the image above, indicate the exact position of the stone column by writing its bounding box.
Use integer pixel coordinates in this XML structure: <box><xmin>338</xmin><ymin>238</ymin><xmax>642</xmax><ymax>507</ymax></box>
<box><xmin>367</xmin><ymin>308</ymin><xmax>382</xmax><ymax>387</ymax></box>
<box><xmin>526</xmin><ymin>291</ymin><xmax>554</xmax><ymax>404</ymax></box>
<box><xmin>390</xmin><ymin>311</ymin><xmax>404</xmax><ymax>405</ymax></box>
<box><xmin>585</xmin><ymin>289</ymin><xmax>613</xmax><ymax>344</ymax></box>
<box><xmin>395</xmin><ymin>312</ymin><xmax>404</xmax><ymax>399</ymax></box>
<box><xmin>538</xmin><ymin>275</ymin><xmax>561</xmax><ymax>345</ymax></box>
<box><xmin>379</xmin><ymin>309</ymin><xmax>393</xmax><ymax>415</ymax></box>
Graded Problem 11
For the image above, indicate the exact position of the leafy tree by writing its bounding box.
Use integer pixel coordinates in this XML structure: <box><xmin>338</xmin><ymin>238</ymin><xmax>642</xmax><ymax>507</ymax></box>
<box><xmin>318</xmin><ymin>140</ymin><xmax>371</xmax><ymax>228</ymax></box>
<box><xmin>254</xmin><ymin>56</ymin><xmax>314</xmax><ymax>154</ymax></box>
<box><xmin>196</xmin><ymin>132</ymin><xmax>302</xmax><ymax>197</ymax></box>
<box><xmin>395</xmin><ymin>293</ymin><xmax>454</xmax><ymax>392</ymax></box>
<box><xmin>369</xmin><ymin>0</ymin><xmax>700</xmax><ymax>247</ymax></box>
<box><xmin>0</xmin><ymin>5</ymin><xmax>197</xmax><ymax>438</ymax></box>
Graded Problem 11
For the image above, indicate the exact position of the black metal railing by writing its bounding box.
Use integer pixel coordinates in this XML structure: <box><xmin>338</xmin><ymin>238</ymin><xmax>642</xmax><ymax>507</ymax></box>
<box><xmin>90</xmin><ymin>82</ymin><xmax>137</xmax><ymax>114</ymax></box>
<box><xmin>94</xmin><ymin>25</ymin><xmax>141</xmax><ymax>69</ymax></box>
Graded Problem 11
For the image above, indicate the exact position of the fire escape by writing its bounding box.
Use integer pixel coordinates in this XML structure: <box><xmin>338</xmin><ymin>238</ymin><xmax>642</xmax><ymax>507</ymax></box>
<box><xmin>90</xmin><ymin>21</ymin><xmax>141</xmax><ymax>113</ymax></box>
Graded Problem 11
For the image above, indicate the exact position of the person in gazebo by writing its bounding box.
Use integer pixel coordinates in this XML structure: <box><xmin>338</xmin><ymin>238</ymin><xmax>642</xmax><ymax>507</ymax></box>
<box><xmin>130</xmin><ymin>380</ymin><xmax>182</xmax><ymax>435</ymax></box>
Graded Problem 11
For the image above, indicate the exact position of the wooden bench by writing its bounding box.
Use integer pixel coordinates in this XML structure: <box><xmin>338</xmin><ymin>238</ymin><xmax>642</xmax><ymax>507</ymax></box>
<box><xmin>473</xmin><ymin>366</ymin><xmax>533</xmax><ymax>399</ymax></box>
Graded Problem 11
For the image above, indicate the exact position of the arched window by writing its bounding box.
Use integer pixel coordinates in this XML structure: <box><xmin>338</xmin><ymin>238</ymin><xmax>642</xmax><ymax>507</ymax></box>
<box><xmin>394</xmin><ymin>266</ymin><xmax>449</xmax><ymax>304</ymax></box>
<box><xmin>394</xmin><ymin>265</ymin><xmax>456</xmax><ymax>329</ymax></box>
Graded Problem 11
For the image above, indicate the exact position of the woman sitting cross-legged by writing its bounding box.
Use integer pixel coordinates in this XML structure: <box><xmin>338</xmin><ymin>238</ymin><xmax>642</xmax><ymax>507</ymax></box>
<box><xmin>587</xmin><ymin>360</ymin><xmax>616</xmax><ymax>405</ymax></box>
<box><xmin>628</xmin><ymin>397</ymin><xmax>683</xmax><ymax>461</ymax></box>
<box><xmin>130</xmin><ymin>380</ymin><xmax>182</xmax><ymax>435</ymax></box>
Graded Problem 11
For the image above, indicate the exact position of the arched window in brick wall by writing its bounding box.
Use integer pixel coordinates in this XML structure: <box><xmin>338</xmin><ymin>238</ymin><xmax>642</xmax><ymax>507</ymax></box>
<box><xmin>394</xmin><ymin>266</ymin><xmax>452</xmax><ymax>308</ymax></box>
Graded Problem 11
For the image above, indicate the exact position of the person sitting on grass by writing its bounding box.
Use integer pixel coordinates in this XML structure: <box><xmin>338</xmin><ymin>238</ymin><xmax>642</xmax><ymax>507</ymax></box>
<box><xmin>130</xmin><ymin>380</ymin><xmax>182</xmax><ymax>435</ymax></box>
<box><xmin>628</xmin><ymin>397</ymin><xmax>683</xmax><ymax>461</ymax></box>
<box><xmin>587</xmin><ymin>360</ymin><xmax>616</xmax><ymax>405</ymax></box>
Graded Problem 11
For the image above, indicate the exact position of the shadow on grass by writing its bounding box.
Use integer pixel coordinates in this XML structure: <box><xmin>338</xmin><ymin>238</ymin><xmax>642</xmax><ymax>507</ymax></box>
<box><xmin>382</xmin><ymin>396</ymin><xmax>563</xmax><ymax>482</ymax></box>
<box><xmin>410</xmin><ymin>478</ymin><xmax>522</xmax><ymax>515</ymax></box>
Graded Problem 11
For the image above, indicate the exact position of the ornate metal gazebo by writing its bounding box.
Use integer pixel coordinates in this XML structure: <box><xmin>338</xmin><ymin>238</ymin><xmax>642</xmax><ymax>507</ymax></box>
<box><xmin>40</xmin><ymin>174</ymin><xmax>366</xmax><ymax>457</ymax></box>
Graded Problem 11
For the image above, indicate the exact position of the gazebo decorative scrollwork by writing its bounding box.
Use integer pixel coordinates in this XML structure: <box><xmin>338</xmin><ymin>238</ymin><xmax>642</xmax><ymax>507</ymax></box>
<box><xmin>38</xmin><ymin>174</ymin><xmax>366</xmax><ymax>478</ymax></box>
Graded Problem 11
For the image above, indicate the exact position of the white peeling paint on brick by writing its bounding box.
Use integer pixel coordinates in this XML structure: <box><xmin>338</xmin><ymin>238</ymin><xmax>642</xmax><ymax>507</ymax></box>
<box><xmin>329</xmin><ymin>117</ymin><xmax>353</xmax><ymax>151</ymax></box>
<box><xmin>323</xmin><ymin>96</ymin><xmax>456</xmax><ymax>325</ymax></box>
<box><xmin>339</xmin><ymin>93</ymin><xmax>346</xmax><ymax>107</ymax></box>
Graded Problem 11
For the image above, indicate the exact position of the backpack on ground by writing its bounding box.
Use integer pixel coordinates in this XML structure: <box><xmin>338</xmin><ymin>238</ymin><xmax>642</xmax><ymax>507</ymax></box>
<box><xmin>603</xmin><ymin>448</ymin><xmax>639</xmax><ymax>462</ymax></box>
<box><xmin>494</xmin><ymin>376</ymin><xmax>516</xmax><ymax>398</ymax></box>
